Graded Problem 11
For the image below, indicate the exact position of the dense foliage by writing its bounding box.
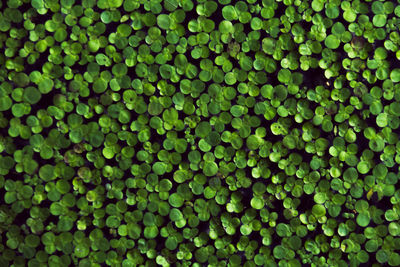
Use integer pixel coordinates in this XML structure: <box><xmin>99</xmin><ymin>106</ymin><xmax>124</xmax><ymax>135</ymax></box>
<box><xmin>1</xmin><ymin>0</ymin><xmax>400</xmax><ymax>266</ymax></box>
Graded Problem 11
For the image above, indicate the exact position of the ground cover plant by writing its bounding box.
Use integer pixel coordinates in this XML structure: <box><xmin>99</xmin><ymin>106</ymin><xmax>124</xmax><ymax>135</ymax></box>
<box><xmin>1</xmin><ymin>0</ymin><xmax>400</xmax><ymax>266</ymax></box>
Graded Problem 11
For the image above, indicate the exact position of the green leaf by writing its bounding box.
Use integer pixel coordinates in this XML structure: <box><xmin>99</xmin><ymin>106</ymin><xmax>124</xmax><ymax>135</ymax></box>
<box><xmin>153</xmin><ymin>162</ymin><xmax>166</xmax><ymax>175</ymax></box>
<box><xmin>169</xmin><ymin>193</ymin><xmax>184</xmax><ymax>208</ymax></box>
<box><xmin>325</xmin><ymin>35</ymin><xmax>340</xmax><ymax>49</ymax></box>
<box><xmin>39</xmin><ymin>164</ymin><xmax>56</xmax><ymax>182</ymax></box>
<box><xmin>144</xmin><ymin>225</ymin><xmax>159</xmax><ymax>239</ymax></box>
<box><xmin>74</xmin><ymin>244</ymin><xmax>90</xmax><ymax>258</ymax></box>
<box><xmin>343</xmin><ymin>167</ymin><xmax>358</xmax><ymax>183</ymax></box>
<box><xmin>343</xmin><ymin>10</ymin><xmax>357</xmax><ymax>22</ymax></box>
<box><xmin>277</xmin><ymin>69</ymin><xmax>291</xmax><ymax>84</ymax></box>
<box><xmin>219</xmin><ymin>20</ymin><xmax>234</xmax><ymax>34</ymax></box>
<box><xmin>38</xmin><ymin>78</ymin><xmax>54</xmax><ymax>94</ymax></box>
<box><xmin>32</xmin><ymin>0</ymin><xmax>44</xmax><ymax>9</ymax></box>
<box><xmin>377</xmin><ymin>249</ymin><xmax>389</xmax><ymax>263</ymax></box>
<box><xmin>195</xmin><ymin>121</ymin><xmax>212</xmax><ymax>138</ymax></box>
<box><xmin>373</xmin><ymin>14</ymin><xmax>387</xmax><ymax>27</ymax></box>
<box><xmin>356</xmin><ymin>213</ymin><xmax>370</xmax><ymax>227</ymax></box>
<box><xmin>108</xmin><ymin>0</ymin><xmax>123</xmax><ymax>8</ymax></box>
<box><xmin>390</xmin><ymin>69</ymin><xmax>400</xmax><ymax>82</ymax></box>
<box><xmin>250</xmin><ymin>197</ymin><xmax>264</xmax><ymax>209</ymax></box>
<box><xmin>203</xmin><ymin>162</ymin><xmax>218</xmax><ymax>176</ymax></box>
<box><xmin>372</xmin><ymin>1</ymin><xmax>384</xmax><ymax>14</ymax></box>
<box><xmin>222</xmin><ymin>5</ymin><xmax>238</xmax><ymax>21</ymax></box>
<box><xmin>246</xmin><ymin>135</ymin><xmax>262</xmax><ymax>150</ymax></box>
<box><xmin>165</xmin><ymin>236</ymin><xmax>178</xmax><ymax>250</ymax></box>
<box><xmin>0</xmin><ymin>96</ymin><xmax>12</xmax><ymax>111</ymax></box>
<box><xmin>157</xmin><ymin>14</ymin><xmax>171</xmax><ymax>30</ymax></box>
<box><xmin>311</xmin><ymin>0</ymin><xmax>324</xmax><ymax>12</ymax></box>
<box><xmin>273</xmin><ymin>245</ymin><xmax>287</xmax><ymax>260</ymax></box>
<box><xmin>376</xmin><ymin>113</ymin><xmax>388</xmax><ymax>128</ymax></box>
<box><xmin>312</xmin><ymin>204</ymin><xmax>326</xmax><ymax>217</ymax></box>
<box><xmin>93</xmin><ymin>79</ymin><xmax>108</xmax><ymax>94</ymax></box>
